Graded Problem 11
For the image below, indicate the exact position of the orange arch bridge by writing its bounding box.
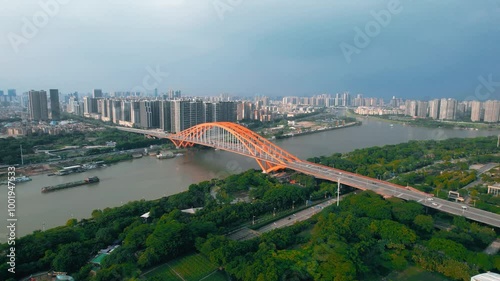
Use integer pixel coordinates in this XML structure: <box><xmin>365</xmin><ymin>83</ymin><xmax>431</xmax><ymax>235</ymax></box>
<box><xmin>168</xmin><ymin>122</ymin><xmax>300</xmax><ymax>173</ymax></box>
<box><xmin>117</xmin><ymin>122</ymin><xmax>500</xmax><ymax>228</ymax></box>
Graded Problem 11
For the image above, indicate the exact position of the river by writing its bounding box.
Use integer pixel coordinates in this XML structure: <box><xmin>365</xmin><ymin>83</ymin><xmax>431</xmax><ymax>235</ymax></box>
<box><xmin>1</xmin><ymin>118</ymin><xmax>498</xmax><ymax>241</ymax></box>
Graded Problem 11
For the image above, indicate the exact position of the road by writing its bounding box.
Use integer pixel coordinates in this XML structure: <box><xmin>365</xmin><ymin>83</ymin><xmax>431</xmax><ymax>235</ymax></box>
<box><xmin>288</xmin><ymin>161</ymin><xmax>500</xmax><ymax>228</ymax></box>
<box><xmin>463</xmin><ymin>163</ymin><xmax>498</xmax><ymax>190</ymax></box>
<box><xmin>228</xmin><ymin>199</ymin><xmax>338</xmax><ymax>241</ymax></box>
<box><xmin>257</xmin><ymin>199</ymin><xmax>336</xmax><ymax>233</ymax></box>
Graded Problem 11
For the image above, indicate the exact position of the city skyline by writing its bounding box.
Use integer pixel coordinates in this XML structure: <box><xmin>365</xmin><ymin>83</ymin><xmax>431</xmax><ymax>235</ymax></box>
<box><xmin>1</xmin><ymin>1</ymin><xmax>500</xmax><ymax>99</ymax></box>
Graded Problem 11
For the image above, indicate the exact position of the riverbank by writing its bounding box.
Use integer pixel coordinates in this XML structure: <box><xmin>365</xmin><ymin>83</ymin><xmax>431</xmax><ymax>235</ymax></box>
<box><xmin>352</xmin><ymin>111</ymin><xmax>499</xmax><ymax>131</ymax></box>
<box><xmin>275</xmin><ymin>121</ymin><xmax>361</xmax><ymax>139</ymax></box>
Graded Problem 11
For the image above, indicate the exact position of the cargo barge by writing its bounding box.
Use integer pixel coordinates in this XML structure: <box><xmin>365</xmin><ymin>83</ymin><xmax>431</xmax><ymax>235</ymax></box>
<box><xmin>41</xmin><ymin>176</ymin><xmax>100</xmax><ymax>193</ymax></box>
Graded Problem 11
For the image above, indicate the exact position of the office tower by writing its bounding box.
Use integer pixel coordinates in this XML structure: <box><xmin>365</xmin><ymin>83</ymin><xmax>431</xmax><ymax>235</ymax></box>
<box><xmin>93</xmin><ymin>89</ymin><xmax>103</xmax><ymax>98</ymax></box>
<box><xmin>49</xmin><ymin>89</ymin><xmax>60</xmax><ymax>120</ymax></box>
<box><xmin>484</xmin><ymin>100</ymin><xmax>500</xmax><ymax>123</ymax></box>
<box><xmin>416</xmin><ymin>101</ymin><xmax>428</xmax><ymax>118</ymax></box>
<box><xmin>168</xmin><ymin>90</ymin><xmax>182</xmax><ymax>100</ymax></box>
<box><xmin>470</xmin><ymin>101</ymin><xmax>482</xmax><ymax>122</ymax></box>
<box><xmin>139</xmin><ymin>100</ymin><xmax>160</xmax><ymax>128</ymax></box>
<box><xmin>429</xmin><ymin>99</ymin><xmax>440</xmax><ymax>119</ymax></box>
<box><xmin>28</xmin><ymin>90</ymin><xmax>49</xmax><ymax>121</ymax></box>
<box><xmin>7</xmin><ymin>89</ymin><xmax>16</xmax><ymax>97</ymax></box>
<box><xmin>154</xmin><ymin>88</ymin><xmax>158</xmax><ymax>97</ymax></box>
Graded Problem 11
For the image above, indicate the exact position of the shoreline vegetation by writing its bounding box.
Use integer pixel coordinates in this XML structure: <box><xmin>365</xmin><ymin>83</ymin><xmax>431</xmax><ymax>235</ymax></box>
<box><xmin>274</xmin><ymin>121</ymin><xmax>360</xmax><ymax>139</ymax></box>
<box><xmin>349</xmin><ymin>110</ymin><xmax>500</xmax><ymax>130</ymax></box>
<box><xmin>2</xmin><ymin>136</ymin><xmax>499</xmax><ymax>281</ymax></box>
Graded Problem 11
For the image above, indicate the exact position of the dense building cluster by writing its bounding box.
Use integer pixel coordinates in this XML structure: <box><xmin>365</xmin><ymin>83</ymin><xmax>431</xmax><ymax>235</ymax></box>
<box><xmin>2</xmin><ymin>89</ymin><xmax>499</xmax><ymax>134</ymax></box>
<box><xmin>352</xmin><ymin>96</ymin><xmax>499</xmax><ymax>122</ymax></box>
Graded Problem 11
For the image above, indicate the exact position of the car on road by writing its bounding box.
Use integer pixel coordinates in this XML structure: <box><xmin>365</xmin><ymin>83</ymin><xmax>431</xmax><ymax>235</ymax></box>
<box><xmin>427</xmin><ymin>198</ymin><xmax>433</xmax><ymax>201</ymax></box>
<box><xmin>432</xmin><ymin>203</ymin><xmax>438</xmax><ymax>206</ymax></box>
<box><xmin>288</xmin><ymin>217</ymin><xmax>291</xmax><ymax>220</ymax></box>
<box><xmin>462</xmin><ymin>205</ymin><xmax>467</xmax><ymax>210</ymax></box>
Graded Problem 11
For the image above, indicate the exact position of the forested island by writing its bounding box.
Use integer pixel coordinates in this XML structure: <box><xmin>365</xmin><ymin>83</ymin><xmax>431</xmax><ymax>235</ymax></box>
<box><xmin>1</xmin><ymin>136</ymin><xmax>499</xmax><ymax>281</ymax></box>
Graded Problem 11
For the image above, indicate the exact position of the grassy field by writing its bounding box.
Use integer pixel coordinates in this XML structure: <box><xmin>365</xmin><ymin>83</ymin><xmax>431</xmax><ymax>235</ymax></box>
<box><xmin>143</xmin><ymin>253</ymin><xmax>228</xmax><ymax>281</ymax></box>
<box><xmin>383</xmin><ymin>266</ymin><xmax>451</xmax><ymax>281</ymax></box>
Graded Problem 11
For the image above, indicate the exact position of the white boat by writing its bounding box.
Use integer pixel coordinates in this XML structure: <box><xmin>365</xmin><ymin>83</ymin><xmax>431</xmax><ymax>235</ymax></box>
<box><xmin>1</xmin><ymin>176</ymin><xmax>32</xmax><ymax>185</ymax></box>
<box><xmin>157</xmin><ymin>152</ymin><xmax>174</xmax><ymax>159</ymax></box>
<box><xmin>14</xmin><ymin>176</ymin><xmax>32</xmax><ymax>183</ymax></box>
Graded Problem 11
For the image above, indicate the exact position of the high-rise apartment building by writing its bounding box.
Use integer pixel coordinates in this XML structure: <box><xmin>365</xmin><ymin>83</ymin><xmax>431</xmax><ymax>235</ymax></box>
<box><xmin>416</xmin><ymin>101</ymin><xmax>428</xmax><ymax>118</ymax></box>
<box><xmin>405</xmin><ymin>100</ymin><xmax>418</xmax><ymax>117</ymax></box>
<box><xmin>439</xmin><ymin>98</ymin><xmax>457</xmax><ymax>120</ymax></box>
<box><xmin>429</xmin><ymin>99</ymin><xmax>440</xmax><ymax>119</ymax></box>
<box><xmin>112</xmin><ymin>100</ymin><xmax>122</xmax><ymax>124</ymax></box>
<box><xmin>28</xmin><ymin>90</ymin><xmax>49</xmax><ymax>121</ymax></box>
<box><xmin>470</xmin><ymin>101</ymin><xmax>482</xmax><ymax>122</ymax></box>
<box><xmin>139</xmin><ymin>100</ymin><xmax>160</xmax><ymax>128</ymax></box>
<box><xmin>131</xmin><ymin>101</ymin><xmax>141</xmax><ymax>124</ymax></box>
<box><xmin>213</xmin><ymin>101</ymin><xmax>237</xmax><ymax>122</ymax></box>
<box><xmin>160</xmin><ymin>100</ymin><xmax>172</xmax><ymax>132</ymax></box>
<box><xmin>341</xmin><ymin>92</ymin><xmax>351</xmax><ymax>107</ymax></box>
<box><xmin>484</xmin><ymin>100</ymin><xmax>500</xmax><ymax>123</ymax></box>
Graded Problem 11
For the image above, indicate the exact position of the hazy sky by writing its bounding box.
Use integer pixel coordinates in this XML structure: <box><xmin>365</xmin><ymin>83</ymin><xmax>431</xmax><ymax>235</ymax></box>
<box><xmin>1</xmin><ymin>0</ymin><xmax>499</xmax><ymax>99</ymax></box>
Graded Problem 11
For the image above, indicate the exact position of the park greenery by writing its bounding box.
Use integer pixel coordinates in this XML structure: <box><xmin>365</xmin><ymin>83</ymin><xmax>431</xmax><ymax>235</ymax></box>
<box><xmin>308</xmin><ymin>136</ymin><xmax>498</xmax><ymax>179</ymax></box>
<box><xmin>359</xmin><ymin>114</ymin><xmax>500</xmax><ymax>129</ymax></box>
<box><xmin>1</xmin><ymin>136</ymin><xmax>499</xmax><ymax>281</ymax></box>
<box><xmin>309</xmin><ymin>136</ymin><xmax>500</xmax><ymax>213</ymax></box>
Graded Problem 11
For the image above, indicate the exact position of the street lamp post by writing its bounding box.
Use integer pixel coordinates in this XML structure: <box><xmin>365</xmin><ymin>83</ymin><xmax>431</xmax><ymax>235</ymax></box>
<box><xmin>337</xmin><ymin>177</ymin><xmax>341</xmax><ymax>207</ymax></box>
<box><xmin>292</xmin><ymin>201</ymin><xmax>295</xmax><ymax>210</ymax></box>
<box><xmin>253</xmin><ymin>215</ymin><xmax>255</xmax><ymax>225</ymax></box>
<box><xmin>273</xmin><ymin>207</ymin><xmax>276</xmax><ymax>217</ymax></box>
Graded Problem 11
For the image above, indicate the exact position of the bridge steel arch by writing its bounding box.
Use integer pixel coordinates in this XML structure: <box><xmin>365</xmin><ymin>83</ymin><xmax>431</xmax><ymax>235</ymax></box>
<box><xmin>168</xmin><ymin>122</ymin><xmax>300</xmax><ymax>173</ymax></box>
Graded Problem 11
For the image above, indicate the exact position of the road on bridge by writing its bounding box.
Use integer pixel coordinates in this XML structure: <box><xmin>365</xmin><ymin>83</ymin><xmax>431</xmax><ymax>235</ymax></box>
<box><xmin>288</xmin><ymin>161</ymin><xmax>500</xmax><ymax>228</ymax></box>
